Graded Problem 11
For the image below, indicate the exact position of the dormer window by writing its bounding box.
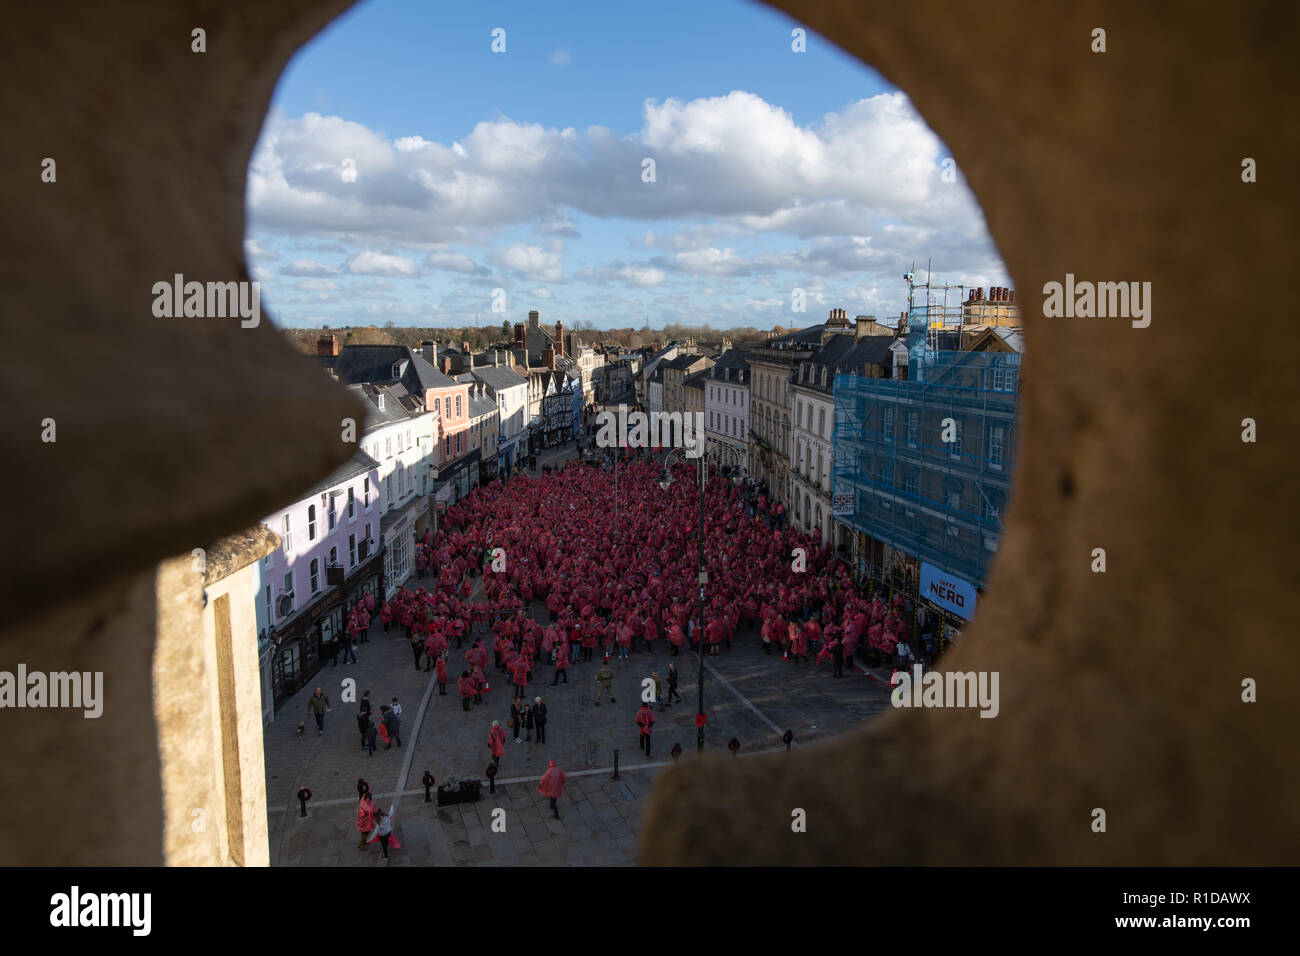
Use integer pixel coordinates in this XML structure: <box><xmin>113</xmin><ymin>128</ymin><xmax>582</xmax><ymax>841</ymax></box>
<box><xmin>391</xmin><ymin>363</ymin><xmax>402</xmax><ymax>379</ymax></box>
<box><xmin>377</xmin><ymin>392</ymin><xmax>385</xmax><ymax>410</ymax></box>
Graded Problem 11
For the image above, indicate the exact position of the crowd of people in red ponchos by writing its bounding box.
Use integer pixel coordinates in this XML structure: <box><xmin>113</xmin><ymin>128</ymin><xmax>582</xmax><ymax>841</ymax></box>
<box><xmin>370</xmin><ymin>452</ymin><xmax>929</xmax><ymax>716</ymax></box>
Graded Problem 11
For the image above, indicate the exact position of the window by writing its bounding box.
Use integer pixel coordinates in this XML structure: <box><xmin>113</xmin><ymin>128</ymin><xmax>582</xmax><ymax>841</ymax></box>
<box><xmin>364</xmin><ymin>524</ymin><xmax>371</xmax><ymax>549</ymax></box>
<box><xmin>989</xmin><ymin>425</ymin><xmax>1005</xmax><ymax>469</ymax></box>
<box><xmin>903</xmin><ymin>471</ymin><xmax>919</xmax><ymax>497</ymax></box>
<box><xmin>883</xmin><ymin>407</ymin><xmax>894</xmax><ymax>442</ymax></box>
<box><xmin>386</xmin><ymin>475</ymin><xmax>393</xmax><ymax>505</ymax></box>
<box><xmin>327</xmin><ymin>494</ymin><xmax>337</xmax><ymax>531</ymax></box>
<box><xmin>457</xmin><ymin>433</ymin><xmax>463</xmax><ymax>454</ymax></box>
<box><xmin>329</xmin><ymin>546</ymin><xmax>338</xmax><ymax>568</ymax></box>
<box><xmin>347</xmin><ymin>487</ymin><xmax>355</xmax><ymax>519</ymax></box>
<box><xmin>306</xmin><ymin>505</ymin><xmax>316</xmax><ymax>541</ymax></box>
<box><xmin>455</xmin><ymin>395</ymin><xmax>462</xmax><ymax>417</ymax></box>
<box><xmin>906</xmin><ymin>410</ymin><xmax>919</xmax><ymax>446</ymax></box>
<box><xmin>445</xmin><ymin>436</ymin><xmax>451</xmax><ymax>456</ymax></box>
<box><xmin>309</xmin><ymin>559</ymin><xmax>319</xmax><ymax>594</ymax></box>
<box><xmin>349</xmin><ymin>534</ymin><xmax>357</xmax><ymax>568</ymax></box>
<box><xmin>949</xmin><ymin>421</ymin><xmax>962</xmax><ymax>459</ymax></box>
<box><xmin>434</xmin><ymin>397</ymin><xmax>441</xmax><ymax>416</ymax></box>
<box><xmin>385</xmin><ymin>437</ymin><xmax>392</xmax><ymax>459</ymax></box>
<box><xmin>264</xmin><ymin>584</ymin><xmax>273</xmax><ymax>623</ymax></box>
<box><xmin>283</xmin><ymin>570</ymin><xmax>294</xmax><ymax>598</ymax></box>
<box><xmin>363</xmin><ymin>477</ymin><xmax>371</xmax><ymax>510</ymax></box>
<box><xmin>796</xmin><ymin>400</ymin><xmax>803</xmax><ymax>428</ymax></box>
<box><xmin>818</xmin><ymin>407</ymin><xmax>826</xmax><ymax>438</ymax></box>
<box><xmin>983</xmin><ymin>494</ymin><xmax>1001</xmax><ymax>522</ymax></box>
<box><xmin>281</xmin><ymin>514</ymin><xmax>293</xmax><ymax>553</ymax></box>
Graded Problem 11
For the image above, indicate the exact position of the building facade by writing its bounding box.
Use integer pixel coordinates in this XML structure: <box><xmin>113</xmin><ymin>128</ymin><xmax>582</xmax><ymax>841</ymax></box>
<box><xmin>704</xmin><ymin>351</ymin><xmax>751</xmax><ymax>475</ymax></box>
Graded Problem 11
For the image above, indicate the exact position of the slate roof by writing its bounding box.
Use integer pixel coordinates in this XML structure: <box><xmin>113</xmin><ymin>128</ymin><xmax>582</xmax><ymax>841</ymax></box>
<box><xmin>300</xmin><ymin>449</ymin><xmax>379</xmax><ymax>500</ymax></box>
<box><xmin>320</xmin><ymin>345</ymin><xmax>457</xmax><ymax>391</ymax></box>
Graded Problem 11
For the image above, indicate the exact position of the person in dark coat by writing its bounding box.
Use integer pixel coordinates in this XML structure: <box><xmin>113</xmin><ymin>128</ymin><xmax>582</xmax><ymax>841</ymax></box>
<box><xmin>532</xmin><ymin>696</ymin><xmax>548</xmax><ymax>744</ymax></box>
<box><xmin>356</xmin><ymin>710</ymin><xmax>370</xmax><ymax>751</ymax></box>
<box><xmin>382</xmin><ymin>705</ymin><xmax>402</xmax><ymax>748</ymax></box>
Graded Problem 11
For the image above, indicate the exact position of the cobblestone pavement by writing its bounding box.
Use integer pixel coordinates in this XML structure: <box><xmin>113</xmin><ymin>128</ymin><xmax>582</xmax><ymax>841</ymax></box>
<box><xmin>266</xmin><ymin>496</ymin><xmax>896</xmax><ymax>865</ymax></box>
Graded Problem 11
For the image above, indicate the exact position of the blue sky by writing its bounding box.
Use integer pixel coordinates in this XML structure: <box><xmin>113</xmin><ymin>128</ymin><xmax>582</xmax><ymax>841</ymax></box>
<box><xmin>245</xmin><ymin>0</ymin><xmax>1009</xmax><ymax>331</ymax></box>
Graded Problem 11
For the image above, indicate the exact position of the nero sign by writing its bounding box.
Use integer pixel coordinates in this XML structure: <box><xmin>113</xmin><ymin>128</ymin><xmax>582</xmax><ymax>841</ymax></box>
<box><xmin>920</xmin><ymin>563</ymin><xmax>976</xmax><ymax>621</ymax></box>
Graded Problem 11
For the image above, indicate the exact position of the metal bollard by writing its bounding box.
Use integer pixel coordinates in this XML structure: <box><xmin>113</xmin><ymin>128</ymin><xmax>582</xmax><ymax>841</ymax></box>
<box><xmin>612</xmin><ymin>748</ymin><xmax>620</xmax><ymax>780</ymax></box>
<box><xmin>783</xmin><ymin>729</ymin><xmax>794</xmax><ymax>752</ymax></box>
<box><xmin>670</xmin><ymin>743</ymin><xmax>682</xmax><ymax>761</ymax></box>
<box><xmin>486</xmin><ymin>764</ymin><xmax>498</xmax><ymax>795</ymax></box>
<box><xmin>422</xmin><ymin>771</ymin><xmax>435</xmax><ymax>803</ymax></box>
<box><xmin>296</xmin><ymin>787</ymin><xmax>312</xmax><ymax>818</ymax></box>
<box><xmin>727</xmin><ymin>738</ymin><xmax>740</xmax><ymax>757</ymax></box>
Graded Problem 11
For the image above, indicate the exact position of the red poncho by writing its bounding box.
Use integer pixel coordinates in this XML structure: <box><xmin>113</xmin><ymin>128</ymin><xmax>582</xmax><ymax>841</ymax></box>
<box><xmin>635</xmin><ymin>706</ymin><xmax>656</xmax><ymax>735</ymax></box>
<box><xmin>538</xmin><ymin>761</ymin><xmax>566</xmax><ymax>799</ymax></box>
<box><xmin>489</xmin><ymin>725</ymin><xmax>506</xmax><ymax>758</ymax></box>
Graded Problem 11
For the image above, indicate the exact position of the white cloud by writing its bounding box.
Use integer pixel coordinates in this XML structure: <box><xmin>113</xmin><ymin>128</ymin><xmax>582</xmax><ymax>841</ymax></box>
<box><xmin>529</xmin><ymin>288</ymin><xmax>554</xmax><ymax>299</ymax></box>
<box><xmin>245</xmin><ymin>238</ymin><xmax>279</xmax><ymax>260</ymax></box>
<box><xmin>490</xmin><ymin>241</ymin><xmax>564</xmax><ymax>283</ymax></box>
<box><xmin>281</xmin><ymin>259</ymin><xmax>339</xmax><ymax>277</ymax></box>
<box><xmin>346</xmin><ymin>250</ymin><xmax>421</xmax><ymax>277</ymax></box>
<box><xmin>550</xmin><ymin>49</ymin><xmax>571</xmax><ymax>66</ymax></box>
<box><xmin>246</xmin><ymin>92</ymin><xmax>984</xmax><ymax>245</ymax></box>
<box><xmin>426</xmin><ymin>249</ymin><xmax>482</xmax><ymax>274</ymax></box>
<box><xmin>295</xmin><ymin>278</ymin><xmax>341</xmax><ymax>293</ymax></box>
<box><xmin>576</xmin><ymin>262</ymin><xmax>666</xmax><ymax>287</ymax></box>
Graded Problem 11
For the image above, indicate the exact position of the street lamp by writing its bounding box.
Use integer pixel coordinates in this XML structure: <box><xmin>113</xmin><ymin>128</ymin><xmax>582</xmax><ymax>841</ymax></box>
<box><xmin>658</xmin><ymin>442</ymin><xmax>745</xmax><ymax>753</ymax></box>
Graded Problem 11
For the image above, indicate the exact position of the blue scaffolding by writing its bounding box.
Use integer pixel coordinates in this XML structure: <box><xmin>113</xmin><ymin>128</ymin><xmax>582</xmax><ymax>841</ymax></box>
<box><xmin>831</xmin><ymin>348</ymin><xmax>1020</xmax><ymax>588</ymax></box>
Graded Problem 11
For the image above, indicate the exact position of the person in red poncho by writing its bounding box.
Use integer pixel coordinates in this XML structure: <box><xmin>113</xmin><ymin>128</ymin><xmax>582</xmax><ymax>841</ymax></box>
<box><xmin>635</xmin><ymin>702</ymin><xmax>656</xmax><ymax>757</ymax></box>
<box><xmin>509</xmin><ymin>655</ymin><xmax>529</xmax><ymax>699</ymax></box>
<box><xmin>552</xmin><ymin>638</ymin><xmax>570</xmax><ymax>685</ymax></box>
<box><xmin>457</xmin><ymin>670</ymin><xmax>475</xmax><ymax>712</ymax></box>
<box><xmin>488</xmin><ymin>720</ymin><xmax>506</xmax><ymax>767</ymax></box>
<box><xmin>356</xmin><ymin>791</ymin><xmax>375</xmax><ymax>849</ymax></box>
<box><xmin>538</xmin><ymin>759</ymin><xmax>566</xmax><ymax>819</ymax></box>
<box><xmin>435</xmin><ymin>652</ymin><xmax>448</xmax><ymax>695</ymax></box>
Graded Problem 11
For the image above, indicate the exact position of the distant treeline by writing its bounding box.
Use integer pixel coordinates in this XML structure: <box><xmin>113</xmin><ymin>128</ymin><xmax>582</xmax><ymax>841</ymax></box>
<box><xmin>280</xmin><ymin>321</ymin><xmax>777</xmax><ymax>354</ymax></box>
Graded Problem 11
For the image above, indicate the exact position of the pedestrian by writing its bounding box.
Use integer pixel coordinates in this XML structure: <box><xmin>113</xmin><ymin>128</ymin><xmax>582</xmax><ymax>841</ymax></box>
<box><xmin>410</xmin><ymin>630</ymin><xmax>424</xmax><ymax>670</ymax></box>
<box><xmin>489</xmin><ymin>720</ymin><xmax>506</xmax><ymax>767</ymax></box>
<box><xmin>832</xmin><ymin>635</ymin><xmax>844</xmax><ymax>678</ymax></box>
<box><xmin>635</xmin><ymin>701</ymin><xmax>656</xmax><ymax>757</ymax></box>
<box><xmin>341</xmin><ymin>629</ymin><xmax>358</xmax><ymax>664</ymax></box>
<box><xmin>523</xmin><ymin>701</ymin><xmax>534</xmax><ymax>742</ymax></box>
<box><xmin>510</xmin><ymin>698</ymin><xmax>525</xmax><ymax>743</ymax></box>
<box><xmin>552</xmin><ymin>639</ymin><xmax>570</xmax><ymax>685</ymax></box>
<box><xmin>383</xmin><ymin>704</ymin><xmax>402</xmax><ymax>748</ymax></box>
<box><xmin>356</xmin><ymin>709</ymin><xmax>370</xmax><ymax>750</ymax></box>
<box><xmin>306</xmin><ymin>687</ymin><xmax>331</xmax><ymax>735</ymax></box>
<box><xmin>652</xmin><ymin>670</ymin><xmax>665</xmax><ymax>710</ymax></box>
<box><xmin>666</xmin><ymin>661</ymin><xmax>682</xmax><ymax>704</ymax></box>
<box><xmin>537</xmin><ymin>760</ymin><xmax>566</xmax><ymax>820</ymax></box>
<box><xmin>533</xmin><ymin>696</ymin><xmax>548</xmax><ymax>744</ymax></box>
<box><xmin>435</xmin><ymin>653</ymin><xmax>448</xmax><ymax>695</ymax></box>
<box><xmin>359</xmin><ymin>690</ymin><xmax>372</xmax><ymax>722</ymax></box>
<box><xmin>364</xmin><ymin>719</ymin><xmax>378</xmax><ymax>756</ymax></box>
<box><xmin>594</xmin><ymin>659</ymin><xmax>615</xmax><ymax>706</ymax></box>
<box><xmin>458</xmin><ymin>670</ymin><xmax>475</xmax><ymax>712</ymax></box>
<box><xmin>357</xmin><ymin>777</ymin><xmax>371</xmax><ymax>800</ymax></box>
<box><xmin>356</xmin><ymin>791</ymin><xmax>375</xmax><ymax>849</ymax></box>
<box><xmin>370</xmin><ymin>805</ymin><xmax>396</xmax><ymax>862</ymax></box>
<box><xmin>391</xmin><ymin>697</ymin><xmax>402</xmax><ymax>721</ymax></box>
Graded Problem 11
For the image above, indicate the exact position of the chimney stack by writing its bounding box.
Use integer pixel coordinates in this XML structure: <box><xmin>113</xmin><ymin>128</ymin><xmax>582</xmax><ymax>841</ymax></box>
<box><xmin>420</xmin><ymin>340</ymin><xmax>437</xmax><ymax>365</ymax></box>
<box><xmin>543</xmin><ymin>346</ymin><xmax>555</xmax><ymax>370</ymax></box>
<box><xmin>854</xmin><ymin>315</ymin><xmax>876</xmax><ymax>339</ymax></box>
<box><xmin>555</xmin><ymin>320</ymin><xmax>565</xmax><ymax>357</ymax></box>
<box><xmin>529</xmin><ymin>310</ymin><xmax>540</xmax><ymax>329</ymax></box>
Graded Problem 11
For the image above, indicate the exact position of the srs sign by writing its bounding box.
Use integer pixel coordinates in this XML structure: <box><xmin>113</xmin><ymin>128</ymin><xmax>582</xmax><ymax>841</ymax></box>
<box><xmin>920</xmin><ymin>563</ymin><xmax>977</xmax><ymax>621</ymax></box>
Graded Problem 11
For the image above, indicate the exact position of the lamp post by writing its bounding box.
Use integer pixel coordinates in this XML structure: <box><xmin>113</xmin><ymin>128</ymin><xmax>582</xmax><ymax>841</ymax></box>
<box><xmin>658</xmin><ymin>442</ymin><xmax>744</xmax><ymax>752</ymax></box>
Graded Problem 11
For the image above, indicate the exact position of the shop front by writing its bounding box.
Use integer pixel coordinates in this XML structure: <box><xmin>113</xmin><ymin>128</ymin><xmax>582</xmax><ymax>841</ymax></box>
<box><xmin>267</xmin><ymin>548</ymin><xmax>385</xmax><ymax>714</ymax></box>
